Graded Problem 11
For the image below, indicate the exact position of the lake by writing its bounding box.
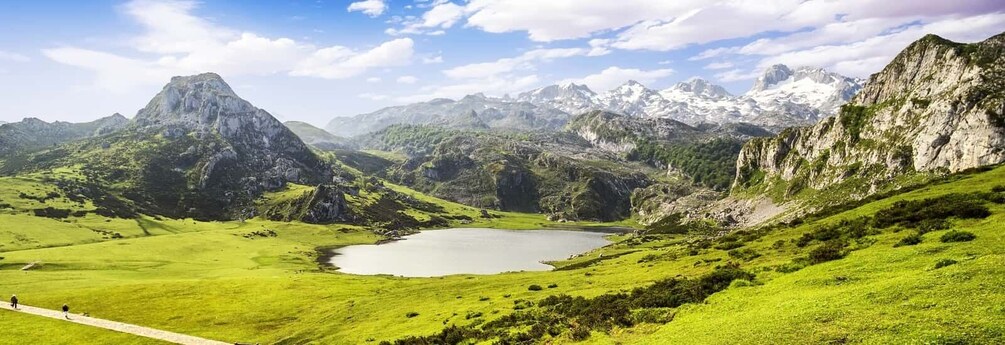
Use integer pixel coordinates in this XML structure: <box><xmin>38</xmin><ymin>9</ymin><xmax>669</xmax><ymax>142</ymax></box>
<box><xmin>328</xmin><ymin>228</ymin><xmax>611</xmax><ymax>277</ymax></box>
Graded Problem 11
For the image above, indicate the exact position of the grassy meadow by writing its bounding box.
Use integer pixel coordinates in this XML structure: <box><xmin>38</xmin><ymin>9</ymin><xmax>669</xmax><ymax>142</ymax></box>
<box><xmin>1</xmin><ymin>166</ymin><xmax>1004</xmax><ymax>344</ymax></box>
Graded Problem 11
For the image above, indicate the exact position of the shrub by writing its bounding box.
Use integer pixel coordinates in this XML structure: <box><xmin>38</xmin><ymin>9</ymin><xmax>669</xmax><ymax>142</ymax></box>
<box><xmin>992</xmin><ymin>185</ymin><xmax>1005</xmax><ymax>193</ymax></box>
<box><xmin>775</xmin><ymin>261</ymin><xmax>807</xmax><ymax>273</ymax></box>
<box><xmin>528</xmin><ymin>284</ymin><xmax>543</xmax><ymax>291</ymax></box>
<box><xmin>714</xmin><ymin>241</ymin><xmax>745</xmax><ymax>250</ymax></box>
<box><xmin>894</xmin><ymin>233</ymin><xmax>922</xmax><ymax>247</ymax></box>
<box><xmin>729</xmin><ymin>279</ymin><xmax>754</xmax><ymax>288</ymax></box>
<box><xmin>405</xmin><ymin>312</ymin><xmax>419</xmax><ymax>318</ymax></box>
<box><xmin>631</xmin><ymin>308</ymin><xmax>675</xmax><ymax>324</ymax></box>
<box><xmin>547</xmin><ymin>283</ymin><xmax>558</xmax><ymax>289</ymax></box>
<box><xmin>727</xmin><ymin>248</ymin><xmax>761</xmax><ymax>261</ymax></box>
<box><xmin>873</xmin><ymin>193</ymin><xmax>991</xmax><ymax>229</ymax></box>
<box><xmin>940</xmin><ymin>231</ymin><xmax>976</xmax><ymax>243</ymax></box>
<box><xmin>808</xmin><ymin>241</ymin><xmax>847</xmax><ymax>264</ymax></box>
<box><xmin>917</xmin><ymin>219</ymin><xmax>949</xmax><ymax>234</ymax></box>
<box><xmin>570</xmin><ymin>326</ymin><xmax>591</xmax><ymax>341</ymax></box>
<box><xmin>934</xmin><ymin>259</ymin><xmax>958</xmax><ymax>269</ymax></box>
<box><xmin>772</xmin><ymin>240</ymin><xmax>786</xmax><ymax>249</ymax></box>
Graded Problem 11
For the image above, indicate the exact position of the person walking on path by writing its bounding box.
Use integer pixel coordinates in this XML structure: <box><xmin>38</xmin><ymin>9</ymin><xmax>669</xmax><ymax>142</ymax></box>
<box><xmin>62</xmin><ymin>304</ymin><xmax>70</xmax><ymax>319</ymax></box>
<box><xmin>9</xmin><ymin>295</ymin><xmax>17</xmax><ymax>309</ymax></box>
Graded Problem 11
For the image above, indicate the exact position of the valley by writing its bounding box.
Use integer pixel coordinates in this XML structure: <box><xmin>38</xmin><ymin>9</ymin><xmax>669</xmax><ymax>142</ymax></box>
<box><xmin>1</xmin><ymin>20</ymin><xmax>1004</xmax><ymax>345</ymax></box>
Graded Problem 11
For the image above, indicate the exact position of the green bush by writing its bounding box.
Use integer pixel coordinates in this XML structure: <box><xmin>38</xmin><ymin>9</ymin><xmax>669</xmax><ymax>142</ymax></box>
<box><xmin>808</xmin><ymin>241</ymin><xmax>847</xmax><ymax>264</ymax></box>
<box><xmin>873</xmin><ymin>193</ymin><xmax>991</xmax><ymax>229</ymax></box>
<box><xmin>547</xmin><ymin>283</ymin><xmax>558</xmax><ymax>289</ymax></box>
<box><xmin>528</xmin><ymin>284</ymin><xmax>543</xmax><ymax>291</ymax></box>
<box><xmin>940</xmin><ymin>231</ymin><xmax>976</xmax><ymax>243</ymax></box>
<box><xmin>727</xmin><ymin>248</ymin><xmax>761</xmax><ymax>261</ymax></box>
<box><xmin>934</xmin><ymin>259</ymin><xmax>958</xmax><ymax>269</ymax></box>
<box><xmin>917</xmin><ymin>219</ymin><xmax>949</xmax><ymax>234</ymax></box>
<box><xmin>405</xmin><ymin>312</ymin><xmax>419</xmax><ymax>318</ymax></box>
<box><xmin>894</xmin><ymin>233</ymin><xmax>923</xmax><ymax>247</ymax></box>
<box><xmin>714</xmin><ymin>241</ymin><xmax>745</xmax><ymax>250</ymax></box>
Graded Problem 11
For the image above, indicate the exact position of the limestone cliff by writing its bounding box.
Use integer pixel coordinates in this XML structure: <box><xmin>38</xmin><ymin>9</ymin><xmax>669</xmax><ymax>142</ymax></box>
<box><xmin>734</xmin><ymin>32</ymin><xmax>1005</xmax><ymax>202</ymax></box>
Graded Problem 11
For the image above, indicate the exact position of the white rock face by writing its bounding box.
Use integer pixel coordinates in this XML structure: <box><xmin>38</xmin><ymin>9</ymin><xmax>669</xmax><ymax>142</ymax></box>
<box><xmin>734</xmin><ymin>33</ymin><xmax>1005</xmax><ymax>193</ymax></box>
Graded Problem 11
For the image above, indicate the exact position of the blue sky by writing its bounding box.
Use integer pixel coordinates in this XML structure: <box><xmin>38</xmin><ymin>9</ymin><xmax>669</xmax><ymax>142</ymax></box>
<box><xmin>1</xmin><ymin>0</ymin><xmax>1003</xmax><ymax>127</ymax></box>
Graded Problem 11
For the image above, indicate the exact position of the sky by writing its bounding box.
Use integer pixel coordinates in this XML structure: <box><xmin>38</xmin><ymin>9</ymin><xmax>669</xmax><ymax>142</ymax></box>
<box><xmin>1</xmin><ymin>0</ymin><xmax>1004</xmax><ymax>127</ymax></box>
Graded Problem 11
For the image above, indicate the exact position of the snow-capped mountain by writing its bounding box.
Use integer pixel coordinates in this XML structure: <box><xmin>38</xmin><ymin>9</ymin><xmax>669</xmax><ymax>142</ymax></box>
<box><xmin>745</xmin><ymin>64</ymin><xmax>864</xmax><ymax>124</ymax></box>
<box><xmin>595</xmin><ymin>80</ymin><xmax>677</xmax><ymax>119</ymax></box>
<box><xmin>511</xmin><ymin>82</ymin><xmax>599</xmax><ymax>115</ymax></box>
<box><xmin>327</xmin><ymin>64</ymin><xmax>862</xmax><ymax>136</ymax></box>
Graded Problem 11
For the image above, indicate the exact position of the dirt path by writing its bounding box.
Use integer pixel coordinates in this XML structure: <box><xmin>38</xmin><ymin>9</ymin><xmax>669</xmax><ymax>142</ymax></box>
<box><xmin>1</xmin><ymin>303</ymin><xmax>232</xmax><ymax>345</ymax></box>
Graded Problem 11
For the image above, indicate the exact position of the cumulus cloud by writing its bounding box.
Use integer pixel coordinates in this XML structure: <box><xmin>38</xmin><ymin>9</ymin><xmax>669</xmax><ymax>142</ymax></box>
<box><xmin>388</xmin><ymin>1</ymin><xmax>467</xmax><ymax>35</ymax></box>
<box><xmin>392</xmin><ymin>0</ymin><xmax>1004</xmax><ymax>80</ymax></box>
<box><xmin>44</xmin><ymin>0</ymin><xmax>414</xmax><ymax>91</ymax></box>
<box><xmin>703</xmin><ymin>62</ymin><xmax>733</xmax><ymax>70</ymax></box>
<box><xmin>560</xmin><ymin>66</ymin><xmax>674</xmax><ymax>92</ymax></box>
<box><xmin>397</xmin><ymin>47</ymin><xmax>591</xmax><ymax>102</ymax></box>
<box><xmin>443</xmin><ymin>48</ymin><xmax>588</xmax><ymax>79</ymax></box>
<box><xmin>750</xmin><ymin>12</ymin><xmax>1005</xmax><ymax>77</ymax></box>
<box><xmin>347</xmin><ymin>0</ymin><xmax>387</xmax><ymax>17</ymax></box>
<box><xmin>396</xmin><ymin>75</ymin><xmax>419</xmax><ymax>84</ymax></box>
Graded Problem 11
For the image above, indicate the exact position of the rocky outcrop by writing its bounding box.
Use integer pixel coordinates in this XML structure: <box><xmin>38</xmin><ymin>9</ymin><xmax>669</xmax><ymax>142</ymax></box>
<box><xmin>303</xmin><ymin>185</ymin><xmax>349</xmax><ymax>223</ymax></box>
<box><xmin>734</xmin><ymin>32</ymin><xmax>1005</xmax><ymax>200</ymax></box>
<box><xmin>133</xmin><ymin>73</ymin><xmax>333</xmax><ymax>202</ymax></box>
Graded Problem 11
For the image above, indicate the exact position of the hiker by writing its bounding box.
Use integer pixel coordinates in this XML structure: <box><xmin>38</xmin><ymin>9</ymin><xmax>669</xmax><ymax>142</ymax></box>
<box><xmin>9</xmin><ymin>295</ymin><xmax>17</xmax><ymax>309</ymax></box>
<box><xmin>62</xmin><ymin>304</ymin><xmax>70</xmax><ymax>319</ymax></box>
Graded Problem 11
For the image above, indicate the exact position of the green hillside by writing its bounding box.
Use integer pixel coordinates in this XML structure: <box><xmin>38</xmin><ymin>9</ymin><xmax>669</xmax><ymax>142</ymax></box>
<box><xmin>2</xmin><ymin>164</ymin><xmax>1002</xmax><ymax>344</ymax></box>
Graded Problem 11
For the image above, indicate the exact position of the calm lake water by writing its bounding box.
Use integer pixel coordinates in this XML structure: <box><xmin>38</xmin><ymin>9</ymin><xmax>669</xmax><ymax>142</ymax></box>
<box><xmin>328</xmin><ymin>228</ymin><xmax>611</xmax><ymax>277</ymax></box>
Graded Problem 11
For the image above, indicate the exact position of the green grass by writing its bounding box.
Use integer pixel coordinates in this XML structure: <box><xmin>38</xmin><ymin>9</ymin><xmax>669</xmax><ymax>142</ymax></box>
<box><xmin>1</xmin><ymin>166</ymin><xmax>1003</xmax><ymax>344</ymax></box>
<box><xmin>0</xmin><ymin>310</ymin><xmax>168</xmax><ymax>345</ymax></box>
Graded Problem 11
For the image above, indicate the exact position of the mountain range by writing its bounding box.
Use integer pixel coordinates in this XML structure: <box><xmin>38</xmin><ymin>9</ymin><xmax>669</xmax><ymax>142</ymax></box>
<box><xmin>326</xmin><ymin>64</ymin><xmax>863</xmax><ymax>137</ymax></box>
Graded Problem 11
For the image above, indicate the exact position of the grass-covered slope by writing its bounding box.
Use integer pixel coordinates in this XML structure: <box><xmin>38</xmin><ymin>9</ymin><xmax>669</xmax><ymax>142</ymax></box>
<box><xmin>353</xmin><ymin>124</ymin><xmax>658</xmax><ymax>221</ymax></box>
<box><xmin>2</xmin><ymin>165</ymin><xmax>1002</xmax><ymax>344</ymax></box>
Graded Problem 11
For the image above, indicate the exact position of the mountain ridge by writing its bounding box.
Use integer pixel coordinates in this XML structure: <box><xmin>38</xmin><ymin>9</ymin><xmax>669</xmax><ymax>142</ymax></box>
<box><xmin>328</xmin><ymin>64</ymin><xmax>862</xmax><ymax>137</ymax></box>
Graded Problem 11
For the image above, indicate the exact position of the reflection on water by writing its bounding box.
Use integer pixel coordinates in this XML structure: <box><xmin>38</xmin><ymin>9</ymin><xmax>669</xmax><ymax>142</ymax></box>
<box><xmin>329</xmin><ymin>228</ymin><xmax>610</xmax><ymax>277</ymax></box>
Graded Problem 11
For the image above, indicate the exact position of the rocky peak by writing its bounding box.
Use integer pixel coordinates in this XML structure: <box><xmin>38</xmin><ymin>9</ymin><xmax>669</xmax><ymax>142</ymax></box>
<box><xmin>669</xmin><ymin>78</ymin><xmax>733</xmax><ymax>99</ymax></box>
<box><xmin>750</xmin><ymin>64</ymin><xmax>794</xmax><ymax>92</ymax></box>
<box><xmin>733</xmin><ymin>31</ymin><xmax>1005</xmax><ymax>214</ymax></box>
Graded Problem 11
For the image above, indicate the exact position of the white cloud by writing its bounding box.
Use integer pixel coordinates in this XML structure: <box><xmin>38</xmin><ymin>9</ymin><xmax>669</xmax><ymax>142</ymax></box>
<box><xmin>754</xmin><ymin>12</ymin><xmax>1005</xmax><ymax>78</ymax></box>
<box><xmin>713</xmin><ymin>68</ymin><xmax>759</xmax><ymax>82</ymax></box>
<box><xmin>443</xmin><ymin>48</ymin><xmax>587</xmax><ymax>79</ymax></box>
<box><xmin>689</xmin><ymin>47</ymin><xmax>737</xmax><ymax>61</ymax></box>
<box><xmin>389</xmin><ymin>1</ymin><xmax>467</xmax><ymax>35</ymax></box>
<box><xmin>399</xmin><ymin>47</ymin><xmax>590</xmax><ymax>103</ymax></box>
<box><xmin>395</xmin><ymin>74</ymin><xmax>540</xmax><ymax>103</ymax></box>
<box><xmin>396</xmin><ymin>75</ymin><xmax>419</xmax><ymax>84</ymax></box>
<box><xmin>366</xmin><ymin>77</ymin><xmax>382</xmax><ymax>83</ymax></box>
<box><xmin>463</xmin><ymin>1</ymin><xmax>692</xmax><ymax>41</ymax></box>
<box><xmin>44</xmin><ymin>0</ymin><xmax>415</xmax><ymax>91</ymax></box>
<box><xmin>358</xmin><ymin>92</ymin><xmax>389</xmax><ymax>101</ymax></box>
<box><xmin>560</xmin><ymin>66</ymin><xmax>674</xmax><ymax>92</ymax></box>
<box><xmin>291</xmin><ymin>38</ymin><xmax>414</xmax><ymax>79</ymax></box>
<box><xmin>704</xmin><ymin>62</ymin><xmax>733</xmax><ymax>70</ymax></box>
<box><xmin>0</xmin><ymin>50</ymin><xmax>30</xmax><ymax>62</ymax></box>
<box><xmin>347</xmin><ymin>0</ymin><xmax>387</xmax><ymax>17</ymax></box>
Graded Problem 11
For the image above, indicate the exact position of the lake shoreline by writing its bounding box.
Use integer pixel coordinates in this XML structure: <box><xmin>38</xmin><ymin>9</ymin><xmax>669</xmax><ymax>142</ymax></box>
<box><xmin>322</xmin><ymin>228</ymin><xmax>612</xmax><ymax>277</ymax></box>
